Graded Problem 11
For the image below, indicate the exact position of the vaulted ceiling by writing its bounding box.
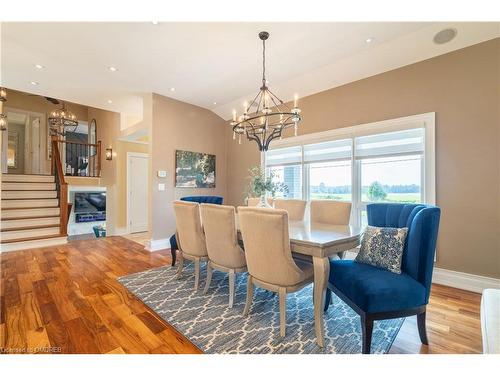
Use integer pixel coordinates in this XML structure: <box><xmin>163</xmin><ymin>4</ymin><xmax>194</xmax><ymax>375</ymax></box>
<box><xmin>2</xmin><ymin>22</ymin><xmax>499</xmax><ymax>120</ymax></box>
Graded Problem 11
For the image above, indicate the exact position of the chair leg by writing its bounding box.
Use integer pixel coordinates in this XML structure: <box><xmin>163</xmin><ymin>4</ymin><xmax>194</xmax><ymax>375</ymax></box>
<box><xmin>417</xmin><ymin>309</ymin><xmax>429</xmax><ymax>345</ymax></box>
<box><xmin>194</xmin><ymin>258</ymin><xmax>200</xmax><ymax>290</ymax></box>
<box><xmin>361</xmin><ymin>316</ymin><xmax>374</xmax><ymax>354</ymax></box>
<box><xmin>203</xmin><ymin>261</ymin><xmax>213</xmax><ymax>294</ymax></box>
<box><xmin>324</xmin><ymin>288</ymin><xmax>332</xmax><ymax>312</ymax></box>
<box><xmin>228</xmin><ymin>270</ymin><xmax>236</xmax><ymax>308</ymax></box>
<box><xmin>175</xmin><ymin>252</ymin><xmax>184</xmax><ymax>279</ymax></box>
<box><xmin>279</xmin><ymin>287</ymin><xmax>286</xmax><ymax>338</ymax></box>
<box><xmin>171</xmin><ymin>247</ymin><xmax>177</xmax><ymax>266</ymax></box>
<box><xmin>243</xmin><ymin>275</ymin><xmax>254</xmax><ymax>316</ymax></box>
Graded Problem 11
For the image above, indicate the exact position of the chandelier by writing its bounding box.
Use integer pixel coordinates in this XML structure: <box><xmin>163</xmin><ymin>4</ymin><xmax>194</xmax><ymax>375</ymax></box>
<box><xmin>231</xmin><ymin>31</ymin><xmax>301</xmax><ymax>152</ymax></box>
<box><xmin>48</xmin><ymin>102</ymin><xmax>78</xmax><ymax>136</ymax></box>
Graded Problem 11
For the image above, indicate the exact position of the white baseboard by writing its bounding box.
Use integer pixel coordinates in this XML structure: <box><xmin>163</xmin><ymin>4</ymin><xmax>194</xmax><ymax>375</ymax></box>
<box><xmin>0</xmin><ymin>236</ymin><xmax>68</xmax><ymax>253</ymax></box>
<box><xmin>145</xmin><ymin>238</ymin><xmax>171</xmax><ymax>252</ymax></box>
<box><xmin>111</xmin><ymin>227</ymin><xmax>129</xmax><ymax>236</ymax></box>
<box><xmin>433</xmin><ymin>267</ymin><xmax>500</xmax><ymax>293</ymax></box>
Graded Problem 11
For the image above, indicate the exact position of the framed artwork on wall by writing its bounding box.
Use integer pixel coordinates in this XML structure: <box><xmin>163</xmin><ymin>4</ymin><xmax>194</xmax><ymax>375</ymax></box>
<box><xmin>175</xmin><ymin>150</ymin><xmax>216</xmax><ymax>188</ymax></box>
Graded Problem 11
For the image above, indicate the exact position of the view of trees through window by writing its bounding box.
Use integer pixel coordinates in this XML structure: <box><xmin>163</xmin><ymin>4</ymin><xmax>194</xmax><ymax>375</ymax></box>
<box><xmin>309</xmin><ymin>160</ymin><xmax>351</xmax><ymax>201</ymax></box>
<box><xmin>360</xmin><ymin>155</ymin><xmax>421</xmax><ymax>203</ymax></box>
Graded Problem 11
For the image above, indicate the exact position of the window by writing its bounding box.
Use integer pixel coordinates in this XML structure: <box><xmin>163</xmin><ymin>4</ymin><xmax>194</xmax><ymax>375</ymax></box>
<box><xmin>309</xmin><ymin>161</ymin><xmax>352</xmax><ymax>201</ymax></box>
<box><xmin>264</xmin><ymin>113</ymin><xmax>435</xmax><ymax>227</ymax></box>
<box><xmin>360</xmin><ymin>155</ymin><xmax>422</xmax><ymax>203</ymax></box>
<box><xmin>265</xmin><ymin>146</ymin><xmax>302</xmax><ymax>199</ymax></box>
<box><xmin>304</xmin><ymin>139</ymin><xmax>352</xmax><ymax>201</ymax></box>
<box><xmin>268</xmin><ymin>164</ymin><xmax>302</xmax><ymax>199</ymax></box>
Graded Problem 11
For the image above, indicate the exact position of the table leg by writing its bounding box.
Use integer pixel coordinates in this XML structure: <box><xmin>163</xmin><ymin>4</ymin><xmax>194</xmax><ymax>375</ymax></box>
<box><xmin>313</xmin><ymin>256</ymin><xmax>330</xmax><ymax>348</ymax></box>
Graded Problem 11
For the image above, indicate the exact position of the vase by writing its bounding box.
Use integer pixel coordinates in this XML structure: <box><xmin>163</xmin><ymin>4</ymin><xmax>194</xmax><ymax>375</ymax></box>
<box><xmin>257</xmin><ymin>193</ymin><xmax>273</xmax><ymax>208</ymax></box>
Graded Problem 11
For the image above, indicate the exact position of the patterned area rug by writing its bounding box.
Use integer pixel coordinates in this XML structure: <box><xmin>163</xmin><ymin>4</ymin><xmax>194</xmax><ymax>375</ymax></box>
<box><xmin>118</xmin><ymin>263</ymin><xmax>404</xmax><ymax>354</ymax></box>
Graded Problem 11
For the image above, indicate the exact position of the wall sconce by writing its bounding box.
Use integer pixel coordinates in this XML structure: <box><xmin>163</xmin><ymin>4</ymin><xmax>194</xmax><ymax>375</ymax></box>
<box><xmin>0</xmin><ymin>87</ymin><xmax>6</xmax><ymax>102</ymax></box>
<box><xmin>0</xmin><ymin>114</ymin><xmax>7</xmax><ymax>131</ymax></box>
<box><xmin>105</xmin><ymin>148</ymin><xmax>113</xmax><ymax>160</ymax></box>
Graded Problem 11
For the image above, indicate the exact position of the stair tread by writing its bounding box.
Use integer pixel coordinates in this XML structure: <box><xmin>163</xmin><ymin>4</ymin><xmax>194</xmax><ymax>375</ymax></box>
<box><xmin>2</xmin><ymin>173</ymin><xmax>53</xmax><ymax>176</ymax></box>
<box><xmin>2</xmin><ymin>206</ymin><xmax>60</xmax><ymax>210</ymax></box>
<box><xmin>1</xmin><ymin>233</ymin><xmax>64</xmax><ymax>244</ymax></box>
<box><xmin>1</xmin><ymin>215</ymin><xmax>60</xmax><ymax>221</ymax></box>
<box><xmin>1</xmin><ymin>224</ymin><xmax>60</xmax><ymax>232</ymax></box>
<box><xmin>1</xmin><ymin>197</ymin><xmax>58</xmax><ymax>200</ymax></box>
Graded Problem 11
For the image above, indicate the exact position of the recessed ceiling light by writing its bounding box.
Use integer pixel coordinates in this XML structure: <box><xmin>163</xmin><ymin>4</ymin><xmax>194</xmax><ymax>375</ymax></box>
<box><xmin>213</xmin><ymin>102</ymin><xmax>217</xmax><ymax>105</ymax></box>
<box><xmin>433</xmin><ymin>28</ymin><xmax>457</xmax><ymax>45</ymax></box>
<box><xmin>108</xmin><ymin>66</ymin><xmax>118</xmax><ymax>72</ymax></box>
<box><xmin>170</xmin><ymin>87</ymin><xmax>175</xmax><ymax>92</ymax></box>
<box><xmin>107</xmin><ymin>99</ymin><xmax>113</xmax><ymax>104</ymax></box>
<box><xmin>365</xmin><ymin>37</ymin><xmax>374</xmax><ymax>43</ymax></box>
<box><xmin>30</xmin><ymin>81</ymin><xmax>39</xmax><ymax>86</ymax></box>
<box><xmin>34</xmin><ymin>64</ymin><xmax>44</xmax><ymax>69</ymax></box>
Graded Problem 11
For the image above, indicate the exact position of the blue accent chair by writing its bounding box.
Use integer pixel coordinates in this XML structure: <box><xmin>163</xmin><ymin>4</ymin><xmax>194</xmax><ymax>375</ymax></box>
<box><xmin>324</xmin><ymin>203</ymin><xmax>441</xmax><ymax>354</ymax></box>
<box><xmin>169</xmin><ymin>196</ymin><xmax>223</xmax><ymax>266</ymax></box>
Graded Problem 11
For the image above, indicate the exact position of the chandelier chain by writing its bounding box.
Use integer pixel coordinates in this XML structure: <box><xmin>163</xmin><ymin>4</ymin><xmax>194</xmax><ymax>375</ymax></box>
<box><xmin>262</xmin><ymin>38</ymin><xmax>266</xmax><ymax>84</ymax></box>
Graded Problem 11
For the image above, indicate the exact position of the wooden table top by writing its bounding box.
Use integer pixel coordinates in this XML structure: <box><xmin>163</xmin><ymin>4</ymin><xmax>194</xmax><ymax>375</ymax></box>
<box><xmin>287</xmin><ymin>221</ymin><xmax>363</xmax><ymax>248</ymax></box>
<box><xmin>236</xmin><ymin>216</ymin><xmax>363</xmax><ymax>257</ymax></box>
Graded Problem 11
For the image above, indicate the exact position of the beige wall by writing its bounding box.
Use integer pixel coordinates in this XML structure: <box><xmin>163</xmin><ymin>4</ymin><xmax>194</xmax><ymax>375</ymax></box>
<box><xmin>226</xmin><ymin>38</ymin><xmax>500</xmax><ymax>278</ymax></box>
<box><xmin>3</xmin><ymin>89</ymin><xmax>89</xmax><ymax>174</ymax></box>
<box><xmin>150</xmin><ymin>93</ymin><xmax>227</xmax><ymax>240</ymax></box>
<box><xmin>87</xmin><ymin>106</ymin><xmax>121</xmax><ymax>234</ymax></box>
<box><xmin>115</xmin><ymin>140</ymin><xmax>149</xmax><ymax>229</ymax></box>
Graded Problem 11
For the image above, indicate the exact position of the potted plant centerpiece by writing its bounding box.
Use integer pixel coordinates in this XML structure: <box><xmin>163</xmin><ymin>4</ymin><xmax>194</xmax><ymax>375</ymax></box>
<box><xmin>245</xmin><ymin>166</ymin><xmax>288</xmax><ymax>208</ymax></box>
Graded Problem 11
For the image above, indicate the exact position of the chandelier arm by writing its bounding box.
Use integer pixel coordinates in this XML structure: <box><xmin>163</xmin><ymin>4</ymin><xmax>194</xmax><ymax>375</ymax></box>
<box><xmin>264</xmin><ymin>129</ymin><xmax>282</xmax><ymax>151</ymax></box>
<box><xmin>255</xmin><ymin>90</ymin><xmax>265</xmax><ymax>114</ymax></box>
<box><xmin>267</xmin><ymin>88</ymin><xmax>292</xmax><ymax>111</ymax></box>
<box><xmin>267</xmin><ymin>93</ymin><xmax>282</xmax><ymax>111</ymax></box>
<box><xmin>248</xmin><ymin>90</ymin><xmax>261</xmax><ymax>112</ymax></box>
<box><xmin>246</xmin><ymin>130</ymin><xmax>264</xmax><ymax>151</ymax></box>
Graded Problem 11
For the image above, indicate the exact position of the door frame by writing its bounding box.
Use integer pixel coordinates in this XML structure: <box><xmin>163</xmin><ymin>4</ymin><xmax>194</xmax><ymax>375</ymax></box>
<box><xmin>126</xmin><ymin>151</ymin><xmax>149</xmax><ymax>234</ymax></box>
<box><xmin>3</xmin><ymin>107</ymin><xmax>46</xmax><ymax>174</ymax></box>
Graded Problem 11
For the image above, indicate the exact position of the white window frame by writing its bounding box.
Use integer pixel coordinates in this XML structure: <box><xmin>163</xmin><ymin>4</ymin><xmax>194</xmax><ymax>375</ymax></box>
<box><xmin>264</xmin><ymin>112</ymin><xmax>436</xmax><ymax>226</ymax></box>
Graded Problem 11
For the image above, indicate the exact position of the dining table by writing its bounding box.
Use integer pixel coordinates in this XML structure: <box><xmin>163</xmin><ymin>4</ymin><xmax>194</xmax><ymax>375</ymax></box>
<box><xmin>236</xmin><ymin>218</ymin><xmax>363</xmax><ymax>347</ymax></box>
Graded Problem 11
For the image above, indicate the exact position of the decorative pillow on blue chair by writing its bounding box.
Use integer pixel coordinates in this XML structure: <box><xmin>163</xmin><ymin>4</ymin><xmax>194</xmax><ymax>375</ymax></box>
<box><xmin>355</xmin><ymin>225</ymin><xmax>408</xmax><ymax>274</ymax></box>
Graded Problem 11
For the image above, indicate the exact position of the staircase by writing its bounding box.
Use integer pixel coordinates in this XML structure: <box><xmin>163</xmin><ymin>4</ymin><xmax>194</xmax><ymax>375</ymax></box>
<box><xmin>1</xmin><ymin>174</ymin><xmax>67</xmax><ymax>251</ymax></box>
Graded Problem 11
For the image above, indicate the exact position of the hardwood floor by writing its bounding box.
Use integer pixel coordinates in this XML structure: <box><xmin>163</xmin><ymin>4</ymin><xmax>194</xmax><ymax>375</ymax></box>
<box><xmin>0</xmin><ymin>237</ymin><xmax>483</xmax><ymax>354</ymax></box>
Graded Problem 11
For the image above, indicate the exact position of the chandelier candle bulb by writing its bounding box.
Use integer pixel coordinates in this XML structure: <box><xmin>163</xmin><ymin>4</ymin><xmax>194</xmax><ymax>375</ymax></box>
<box><xmin>238</xmin><ymin>134</ymin><xmax>242</xmax><ymax>145</ymax></box>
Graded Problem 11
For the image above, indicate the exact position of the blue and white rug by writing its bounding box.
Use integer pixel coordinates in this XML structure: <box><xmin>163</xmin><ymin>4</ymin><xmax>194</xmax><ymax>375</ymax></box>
<box><xmin>118</xmin><ymin>263</ymin><xmax>403</xmax><ymax>354</ymax></box>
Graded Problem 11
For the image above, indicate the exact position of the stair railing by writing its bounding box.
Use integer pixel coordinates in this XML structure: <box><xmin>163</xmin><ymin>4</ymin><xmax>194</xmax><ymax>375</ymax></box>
<box><xmin>51</xmin><ymin>138</ymin><xmax>69</xmax><ymax>236</ymax></box>
<box><xmin>57</xmin><ymin>140</ymin><xmax>102</xmax><ymax>177</ymax></box>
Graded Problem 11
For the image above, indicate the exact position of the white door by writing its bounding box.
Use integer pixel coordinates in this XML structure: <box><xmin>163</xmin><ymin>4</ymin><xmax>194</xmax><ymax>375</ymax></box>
<box><xmin>128</xmin><ymin>153</ymin><xmax>149</xmax><ymax>233</ymax></box>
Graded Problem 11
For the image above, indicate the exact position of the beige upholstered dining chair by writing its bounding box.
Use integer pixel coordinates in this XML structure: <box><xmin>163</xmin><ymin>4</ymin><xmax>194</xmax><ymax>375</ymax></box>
<box><xmin>310</xmin><ymin>200</ymin><xmax>352</xmax><ymax>261</ymax></box>
<box><xmin>247</xmin><ymin>197</ymin><xmax>273</xmax><ymax>207</ymax></box>
<box><xmin>310</xmin><ymin>200</ymin><xmax>352</xmax><ymax>225</ymax></box>
<box><xmin>274</xmin><ymin>199</ymin><xmax>307</xmax><ymax>221</ymax></box>
<box><xmin>172</xmin><ymin>200</ymin><xmax>208</xmax><ymax>290</ymax></box>
<box><xmin>200</xmin><ymin>204</ymin><xmax>247</xmax><ymax>308</ymax></box>
<box><xmin>238</xmin><ymin>207</ymin><xmax>314</xmax><ymax>337</ymax></box>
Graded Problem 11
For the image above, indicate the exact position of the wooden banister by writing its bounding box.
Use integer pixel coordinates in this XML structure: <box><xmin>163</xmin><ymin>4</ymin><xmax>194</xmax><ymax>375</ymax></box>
<box><xmin>52</xmin><ymin>138</ymin><xmax>69</xmax><ymax>236</ymax></box>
